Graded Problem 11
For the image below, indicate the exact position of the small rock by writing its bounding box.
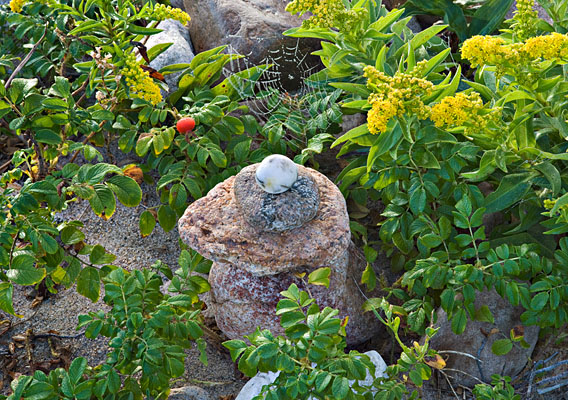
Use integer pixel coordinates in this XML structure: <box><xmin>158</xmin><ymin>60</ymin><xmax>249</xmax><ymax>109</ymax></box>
<box><xmin>425</xmin><ymin>289</ymin><xmax>539</xmax><ymax>388</ymax></box>
<box><xmin>168</xmin><ymin>385</ymin><xmax>211</xmax><ymax>400</ymax></box>
<box><xmin>254</xmin><ymin>154</ymin><xmax>298</xmax><ymax>194</ymax></box>
<box><xmin>235</xmin><ymin>164</ymin><xmax>319</xmax><ymax>232</ymax></box>
<box><xmin>235</xmin><ymin>351</ymin><xmax>388</xmax><ymax>400</ymax></box>
<box><xmin>146</xmin><ymin>19</ymin><xmax>195</xmax><ymax>95</ymax></box>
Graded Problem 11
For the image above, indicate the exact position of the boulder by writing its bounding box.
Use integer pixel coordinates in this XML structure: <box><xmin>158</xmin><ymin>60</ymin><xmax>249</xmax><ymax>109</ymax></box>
<box><xmin>426</xmin><ymin>289</ymin><xmax>539</xmax><ymax>388</ymax></box>
<box><xmin>179</xmin><ymin>165</ymin><xmax>351</xmax><ymax>276</ymax></box>
<box><xmin>146</xmin><ymin>19</ymin><xmax>195</xmax><ymax>94</ymax></box>
<box><xmin>182</xmin><ymin>0</ymin><xmax>317</xmax><ymax>66</ymax></box>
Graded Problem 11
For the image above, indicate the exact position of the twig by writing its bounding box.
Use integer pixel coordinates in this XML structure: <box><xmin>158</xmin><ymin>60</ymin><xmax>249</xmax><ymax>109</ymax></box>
<box><xmin>437</xmin><ymin>350</ymin><xmax>482</xmax><ymax>362</ymax></box>
<box><xmin>0</xmin><ymin>159</ymin><xmax>13</xmax><ymax>173</ymax></box>
<box><xmin>69</xmin><ymin>104</ymin><xmax>117</xmax><ymax>163</ymax></box>
<box><xmin>439</xmin><ymin>370</ymin><xmax>460</xmax><ymax>400</ymax></box>
<box><xmin>33</xmin><ymin>331</ymin><xmax>85</xmax><ymax>339</ymax></box>
<box><xmin>5</xmin><ymin>25</ymin><xmax>49</xmax><ymax>89</ymax></box>
<box><xmin>442</xmin><ymin>368</ymin><xmax>486</xmax><ymax>384</ymax></box>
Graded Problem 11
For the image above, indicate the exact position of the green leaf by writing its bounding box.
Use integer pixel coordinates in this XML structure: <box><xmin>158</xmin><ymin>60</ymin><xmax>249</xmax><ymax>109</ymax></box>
<box><xmin>331</xmin><ymin>124</ymin><xmax>369</xmax><ymax>148</ymax></box>
<box><xmin>60</xmin><ymin>226</ymin><xmax>85</xmax><ymax>245</ymax></box>
<box><xmin>491</xmin><ymin>339</ymin><xmax>513</xmax><ymax>356</ymax></box>
<box><xmin>535</xmin><ymin>162</ymin><xmax>561</xmax><ymax>196</ymax></box>
<box><xmin>88</xmin><ymin>185</ymin><xmax>116</xmax><ymax>220</ymax></box>
<box><xmin>139</xmin><ymin>210</ymin><xmax>156</xmax><ymax>238</ymax></box>
<box><xmin>469</xmin><ymin>0</ymin><xmax>514</xmax><ymax>36</ymax></box>
<box><xmin>440</xmin><ymin>288</ymin><xmax>455</xmax><ymax>314</ymax></box>
<box><xmin>8</xmin><ymin>254</ymin><xmax>46</xmax><ymax>285</ymax></box>
<box><xmin>106</xmin><ymin>175</ymin><xmax>142</xmax><ymax>207</ymax></box>
<box><xmin>308</xmin><ymin>267</ymin><xmax>330</xmax><ymax>288</ymax></box>
<box><xmin>148</xmin><ymin>42</ymin><xmax>173</xmax><ymax>62</ymax></box>
<box><xmin>223</xmin><ymin>340</ymin><xmax>248</xmax><ymax>362</ymax></box>
<box><xmin>0</xmin><ymin>282</ymin><xmax>20</xmax><ymax>317</ymax></box>
<box><xmin>35</xmin><ymin>129</ymin><xmax>62</xmax><ymax>145</ymax></box>
<box><xmin>530</xmin><ymin>292</ymin><xmax>549</xmax><ymax>311</ymax></box>
<box><xmin>361</xmin><ymin>263</ymin><xmax>376</xmax><ymax>291</ymax></box>
<box><xmin>451</xmin><ymin>309</ymin><xmax>467</xmax><ymax>335</ymax></box>
<box><xmin>77</xmin><ymin>267</ymin><xmax>100</xmax><ymax>302</ymax></box>
<box><xmin>484</xmin><ymin>174</ymin><xmax>532</xmax><ymax>214</ymax></box>
<box><xmin>474</xmin><ymin>305</ymin><xmax>495</xmax><ymax>323</ymax></box>
<box><xmin>157</xmin><ymin>204</ymin><xmax>177</xmax><ymax>232</ymax></box>
<box><xmin>69</xmin><ymin>357</ymin><xmax>87</xmax><ymax>385</ymax></box>
<box><xmin>410</xmin><ymin>24</ymin><xmax>447</xmax><ymax>50</ymax></box>
<box><xmin>331</xmin><ymin>376</ymin><xmax>350</xmax><ymax>400</ymax></box>
<box><xmin>409</xmin><ymin>369</ymin><xmax>424</xmax><ymax>387</ymax></box>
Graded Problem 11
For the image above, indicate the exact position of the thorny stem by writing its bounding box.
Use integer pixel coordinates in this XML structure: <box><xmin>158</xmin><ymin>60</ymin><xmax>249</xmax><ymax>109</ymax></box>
<box><xmin>5</xmin><ymin>25</ymin><xmax>48</xmax><ymax>89</ymax></box>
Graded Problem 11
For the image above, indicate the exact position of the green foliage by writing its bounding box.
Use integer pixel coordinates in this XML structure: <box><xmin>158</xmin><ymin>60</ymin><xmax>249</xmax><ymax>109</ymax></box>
<box><xmin>401</xmin><ymin>0</ymin><xmax>514</xmax><ymax>41</ymax></box>
<box><xmin>0</xmin><ymin>161</ymin><xmax>141</xmax><ymax>314</ymax></box>
<box><xmin>2</xmin><ymin>257</ymin><xmax>207</xmax><ymax>400</ymax></box>
<box><xmin>225</xmin><ymin>273</ymin><xmax>442</xmax><ymax>400</ymax></box>
<box><xmin>283</xmin><ymin>0</ymin><xmax>568</xmax><ymax>366</ymax></box>
<box><xmin>473</xmin><ymin>374</ymin><xmax>521</xmax><ymax>400</ymax></box>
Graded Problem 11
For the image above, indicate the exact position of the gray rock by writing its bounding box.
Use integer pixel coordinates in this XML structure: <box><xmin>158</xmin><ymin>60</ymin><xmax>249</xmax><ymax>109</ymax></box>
<box><xmin>426</xmin><ymin>289</ymin><xmax>539</xmax><ymax>388</ymax></box>
<box><xmin>182</xmin><ymin>0</ymin><xmax>316</xmax><ymax>66</ymax></box>
<box><xmin>234</xmin><ymin>165</ymin><xmax>319</xmax><ymax>232</ymax></box>
<box><xmin>168</xmin><ymin>385</ymin><xmax>211</xmax><ymax>400</ymax></box>
<box><xmin>146</xmin><ymin>19</ymin><xmax>195</xmax><ymax>94</ymax></box>
<box><xmin>170</xmin><ymin>0</ymin><xmax>185</xmax><ymax>11</ymax></box>
<box><xmin>235</xmin><ymin>351</ymin><xmax>388</xmax><ymax>400</ymax></box>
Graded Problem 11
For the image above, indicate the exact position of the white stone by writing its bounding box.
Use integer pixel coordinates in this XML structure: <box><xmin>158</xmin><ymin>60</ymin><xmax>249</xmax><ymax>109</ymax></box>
<box><xmin>255</xmin><ymin>154</ymin><xmax>298</xmax><ymax>194</ymax></box>
<box><xmin>235</xmin><ymin>351</ymin><xmax>387</xmax><ymax>400</ymax></box>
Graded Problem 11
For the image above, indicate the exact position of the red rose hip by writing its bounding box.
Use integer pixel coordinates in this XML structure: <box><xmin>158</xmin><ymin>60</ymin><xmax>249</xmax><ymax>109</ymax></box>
<box><xmin>176</xmin><ymin>117</ymin><xmax>196</xmax><ymax>133</ymax></box>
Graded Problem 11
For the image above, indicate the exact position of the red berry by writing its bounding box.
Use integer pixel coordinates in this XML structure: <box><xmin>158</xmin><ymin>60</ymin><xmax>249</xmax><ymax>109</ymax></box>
<box><xmin>176</xmin><ymin>117</ymin><xmax>196</xmax><ymax>133</ymax></box>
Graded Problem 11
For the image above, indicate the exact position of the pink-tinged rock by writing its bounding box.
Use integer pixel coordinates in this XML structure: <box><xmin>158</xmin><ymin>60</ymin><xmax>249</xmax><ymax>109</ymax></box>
<box><xmin>178</xmin><ymin>165</ymin><xmax>350</xmax><ymax>276</ymax></box>
<box><xmin>208</xmin><ymin>242</ymin><xmax>382</xmax><ymax>346</ymax></box>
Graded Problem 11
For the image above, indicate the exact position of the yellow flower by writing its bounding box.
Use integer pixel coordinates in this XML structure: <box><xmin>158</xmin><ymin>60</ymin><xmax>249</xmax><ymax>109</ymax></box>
<box><xmin>430</xmin><ymin>92</ymin><xmax>489</xmax><ymax>133</ymax></box>
<box><xmin>154</xmin><ymin>3</ymin><xmax>191</xmax><ymax>25</ymax></box>
<box><xmin>121</xmin><ymin>52</ymin><xmax>162</xmax><ymax>105</ymax></box>
<box><xmin>522</xmin><ymin>33</ymin><xmax>568</xmax><ymax>60</ymax></box>
<box><xmin>364</xmin><ymin>63</ymin><xmax>433</xmax><ymax>135</ymax></box>
<box><xmin>9</xmin><ymin>0</ymin><xmax>25</xmax><ymax>13</ymax></box>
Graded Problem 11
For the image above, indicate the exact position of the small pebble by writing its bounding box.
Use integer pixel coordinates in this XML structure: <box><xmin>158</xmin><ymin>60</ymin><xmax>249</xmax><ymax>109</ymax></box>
<box><xmin>255</xmin><ymin>154</ymin><xmax>298</xmax><ymax>194</ymax></box>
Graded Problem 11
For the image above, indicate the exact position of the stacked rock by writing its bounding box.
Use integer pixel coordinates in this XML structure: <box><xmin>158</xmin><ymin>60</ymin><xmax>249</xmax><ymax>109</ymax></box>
<box><xmin>178</xmin><ymin>155</ymin><xmax>382</xmax><ymax>345</ymax></box>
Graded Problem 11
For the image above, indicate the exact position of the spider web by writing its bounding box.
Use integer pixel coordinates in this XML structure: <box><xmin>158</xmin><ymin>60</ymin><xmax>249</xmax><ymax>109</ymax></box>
<box><xmin>221</xmin><ymin>36</ymin><xmax>328</xmax><ymax>118</ymax></box>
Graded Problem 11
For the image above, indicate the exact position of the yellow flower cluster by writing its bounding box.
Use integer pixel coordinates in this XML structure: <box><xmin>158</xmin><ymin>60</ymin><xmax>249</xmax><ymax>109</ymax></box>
<box><xmin>430</xmin><ymin>92</ymin><xmax>491</xmax><ymax>134</ymax></box>
<box><xmin>122</xmin><ymin>53</ymin><xmax>162</xmax><ymax>105</ymax></box>
<box><xmin>462</xmin><ymin>33</ymin><xmax>568</xmax><ymax>71</ymax></box>
<box><xmin>9</xmin><ymin>0</ymin><xmax>25</xmax><ymax>12</ymax></box>
<box><xmin>286</xmin><ymin>0</ymin><xmax>344</xmax><ymax>29</ymax></box>
<box><xmin>461</xmin><ymin>36</ymin><xmax>519</xmax><ymax>68</ymax></box>
<box><xmin>364</xmin><ymin>62</ymin><xmax>434</xmax><ymax>135</ymax></box>
<box><xmin>9</xmin><ymin>0</ymin><xmax>51</xmax><ymax>13</ymax></box>
<box><xmin>543</xmin><ymin>199</ymin><xmax>556</xmax><ymax>210</ymax></box>
<box><xmin>153</xmin><ymin>3</ymin><xmax>191</xmax><ymax>25</ymax></box>
<box><xmin>523</xmin><ymin>33</ymin><xmax>568</xmax><ymax>60</ymax></box>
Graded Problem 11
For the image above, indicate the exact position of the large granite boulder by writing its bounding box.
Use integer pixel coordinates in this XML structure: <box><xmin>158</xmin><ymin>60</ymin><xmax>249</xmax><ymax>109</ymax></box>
<box><xmin>146</xmin><ymin>19</ymin><xmax>195</xmax><ymax>94</ymax></box>
<box><xmin>182</xmin><ymin>0</ymin><xmax>317</xmax><ymax>66</ymax></box>
<box><xmin>179</xmin><ymin>162</ymin><xmax>384</xmax><ymax>345</ymax></box>
<box><xmin>426</xmin><ymin>289</ymin><xmax>539</xmax><ymax>388</ymax></box>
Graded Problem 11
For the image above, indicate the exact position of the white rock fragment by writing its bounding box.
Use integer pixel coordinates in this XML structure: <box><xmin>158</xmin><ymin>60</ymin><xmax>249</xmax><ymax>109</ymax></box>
<box><xmin>255</xmin><ymin>154</ymin><xmax>298</xmax><ymax>194</ymax></box>
<box><xmin>235</xmin><ymin>351</ymin><xmax>388</xmax><ymax>400</ymax></box>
